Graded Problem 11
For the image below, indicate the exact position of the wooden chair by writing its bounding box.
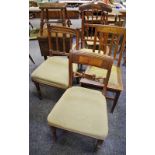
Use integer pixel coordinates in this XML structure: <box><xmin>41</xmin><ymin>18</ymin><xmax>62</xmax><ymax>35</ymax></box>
<box><xmin>79</xmin><ymin>1</ymin><xmax>112</xmax><ymax>49</ymax></box>
<box><xmin>80</xmin><ymin>24</ymin><xmax>126</xmax><ymax>113</ymax></box>
<box><xmin>31</xmin><ymin>25</ymin><xmax>79</xmax><ymax>99</ymax></box>
<box><xmin>47</xmin><ymin>51</ymin><xmax>113</xmax><ymax>151</ymax></box>
<box><xmin>38</xmin><ymin>2</ymin><xmax>71</xmax><ymax>36</ymax></box>
<box><xmin>37</xmin><ymin>2</ymin><xmax>72</xmax><ymax>59</ymax></box>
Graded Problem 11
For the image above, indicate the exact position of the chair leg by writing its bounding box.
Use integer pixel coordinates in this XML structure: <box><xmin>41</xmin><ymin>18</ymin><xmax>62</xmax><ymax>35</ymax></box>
<box><xmin>34</xmin><ymin>82</ymin><xmax>42</xmax><ymax>100</ymax></box>
<box><xmin>29</xmin><ymin>54</ymin><xmax>35</xmax><ymax>64</ymax></box>
<box><xmin>94</xmin><ymin>140</ymin><xmax>104</xmax><ymax>151</ymax></box>
<box><xmin>50</xmin><ymin>126</ymin><xmax>57</xmax><ymax>143</ymax></box>
<box><xmin>44</xmin><ymin>56</ymin><xmax>47</xmax><ymax>60</ymax></box>
<box><xmin>111</xmin><ymin>91</ymin><xmax>121</xmax><ymax>113</ymax></box>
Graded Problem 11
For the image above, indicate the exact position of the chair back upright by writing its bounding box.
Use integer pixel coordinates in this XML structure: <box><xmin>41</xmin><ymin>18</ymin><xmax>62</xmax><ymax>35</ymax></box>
<box><xmin>48</xmin><ymin>25</ymin><xmax>79</xmax><ymax>56</ymax></box>
<box><xmin>69</xmin><ymin>51</ymin><xmax>113</xmax><ymax>95</ymax></box>
<box><xmin>79</xmin><ymin>1</ymin><xmax>112</xmax><ymax>48</ymax></box>
<box><xmin>93</xmin><ymin>25</ymin><xmax>126</xmax><ymax>66</ymax></box>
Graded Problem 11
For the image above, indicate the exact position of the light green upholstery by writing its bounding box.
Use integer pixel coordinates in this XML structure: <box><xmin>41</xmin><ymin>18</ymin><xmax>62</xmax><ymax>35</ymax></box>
<box><xmin>31</xmin><ymin>56</ymin><xmax>78</xmax><ymax>89</ymax></box>
<box><xmin>85</xmin><ymin>65</ymin><xmax>123</xmax><ymax>91</ymax></box>
<box><xmin>47</xmin><ymin>86</ymin><xmax>108</xmax><ymax>140</ymax></box>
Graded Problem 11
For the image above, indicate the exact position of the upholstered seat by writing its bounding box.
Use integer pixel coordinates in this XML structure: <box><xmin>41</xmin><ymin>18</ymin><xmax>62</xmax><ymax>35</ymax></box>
<box><xmin>84</xmin><ymin>65</ymin><xmax>123</xmax><ymax>91</ymax></box>
<box><xmin>47</xmin><ymin>86</ymin><xmax>108</xmax><ymax>140</ymax></box>
<box><xmin>31</xmin><ymin>56</ymin><xmax>78</xmax><ymax>89</ymax></box>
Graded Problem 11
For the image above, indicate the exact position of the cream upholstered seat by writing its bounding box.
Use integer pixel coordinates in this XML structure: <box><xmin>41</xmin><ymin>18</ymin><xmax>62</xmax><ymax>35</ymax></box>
<box><xmin>85</xmin><ymin>65</ymin><xmax>123</xmax><ymax>91</ymax></box>
<box><xmin>31</xmin><ymin>56</ymin><xmax>78</xmax><ymax>89</ymax></box>
<box><xmin>47</xmin><ymin>86</ymin><xmax>108</xmax><ymax>140</ymax></box>
<box><xmin>47</xmin><ymin>51</ymin><xmax>113</xmax><ymax>150</ymax></box>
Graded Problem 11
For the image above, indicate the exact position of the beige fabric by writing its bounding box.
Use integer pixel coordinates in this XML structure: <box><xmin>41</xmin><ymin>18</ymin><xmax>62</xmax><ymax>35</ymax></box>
<box><xmin>31</xmin><ymin>56</ymin><xmax>77</xmax><ymax>89</ymax></box>
<box><xmin>47</xmin><ymin>86</ymin><xmax>108</xmax><ymax>140</ymax></box>
<box><xmin>85</xmin><ymin>65</ymin><xmax>123</xmax><ymax>91</ymax></box>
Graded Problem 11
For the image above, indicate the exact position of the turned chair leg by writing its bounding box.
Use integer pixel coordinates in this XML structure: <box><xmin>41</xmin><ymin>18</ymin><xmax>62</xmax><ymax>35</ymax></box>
<box><xmin>111</xmin><ymin>91</ymin><xmax>121</xmax><ymax>113</ymax></box>
<box><xmin>50</xmin><ymin>126</ymin><xmax>57</xmax><ymax>143</ymax></box>
<box><xmin>94</xmin><ymin>140</ymin><xmax>104</xmax><ymax>151</ymax></box>
<box><xmin>34</xmin><ymin>82</ymin><xmax>42</xmax><ymax>100</ymax></box>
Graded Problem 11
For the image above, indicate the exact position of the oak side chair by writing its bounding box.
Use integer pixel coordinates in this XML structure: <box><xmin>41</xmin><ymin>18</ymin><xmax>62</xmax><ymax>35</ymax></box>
<box><xmin>79</xmin><ymin>1</ymin><xmax>112</xmax><ymax>49</ymax></box>
<box><xmin>80</xmin><ymin>24</ymin><xmax>126</xmax><ymax>113</ymax></box>
<box><xmin>31</xmin><ymin>25</ymin><xmax>79</xmax><ymax>99</ymax></box>
<box><xmin>37</xmin><ymin>2</ymin><xmax>71</xmax><ymax>60</ymax></box>
<box><xmin>47</xmin><ymin>51</ymin><xmax>113</xmax><ymax>151</ymax></box>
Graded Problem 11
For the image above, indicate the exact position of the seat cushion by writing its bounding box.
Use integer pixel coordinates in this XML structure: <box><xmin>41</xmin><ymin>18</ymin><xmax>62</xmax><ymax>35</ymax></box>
<box><xmin>85</xmin><ymin>65</ymin><xmax>123</xmax><ymax>91</ymax></box>
<box><xmin>31</xmin><ymin>56</ymin><xmax>77</xmax><ymax>89</ymax></box>
<box><xmin>47</xmin><ymin>86</ymin><xmax>108</xmax><ymax>140</ymax></box>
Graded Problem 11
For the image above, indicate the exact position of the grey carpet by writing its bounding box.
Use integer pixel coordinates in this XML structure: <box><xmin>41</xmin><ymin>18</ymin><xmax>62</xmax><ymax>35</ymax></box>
<box><xmin>29</xmin><ymin>19</ymin><xmax>126</xmax><ymax>155</ymax></box>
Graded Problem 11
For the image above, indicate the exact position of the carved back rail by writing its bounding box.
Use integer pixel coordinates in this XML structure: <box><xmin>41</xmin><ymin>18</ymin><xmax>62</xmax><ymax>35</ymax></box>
<box><xmin>69</xmin><ymin>50</ymin><xmax>113</xmax><ymax>95</ymax></box>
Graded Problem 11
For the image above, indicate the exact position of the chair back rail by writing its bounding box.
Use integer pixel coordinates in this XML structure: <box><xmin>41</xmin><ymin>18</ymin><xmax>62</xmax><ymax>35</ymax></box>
<box><xmin>92</xmin><ymin>24</ymin><xmax>126</xmax><ymax>66</ymax></box>
<box><xmin>69</xmin><ymin>51</ymin><xmax>113</xmax><ymax>95</ymax></box>
<box><xmin>47</xmin><ymin>25</ymin><xmax>79</xmax><ymax>56</ymax></box>
<box><xmin>79</xmin><ymin>1</ymin><xmax>112</xmax><ymax>48</ymax></box>
<box><xmin>80</xmin><ymin>24</ymin><xmax>126</xmax><ymax>66</ymax></box>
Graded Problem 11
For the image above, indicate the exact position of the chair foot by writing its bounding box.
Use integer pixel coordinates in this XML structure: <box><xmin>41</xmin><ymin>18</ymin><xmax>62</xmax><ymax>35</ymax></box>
<box><xmin>111</xmin><ymin>91</ymin><xmax>121</xmax><ymax>113</ymax></box>
<box><xmin>34</xmin><ymin>82</ymin><xmax>42</xmax><ymax>100</ymax></box>
<box><xmin>94</xmin><ymin>140</ymin><xmax>104</xmax><ymax>151</ymax></box>
<box><xmin>50</xmin><ymin>126</ymin><xmax>57</xmax><ymax>143</ymax></box>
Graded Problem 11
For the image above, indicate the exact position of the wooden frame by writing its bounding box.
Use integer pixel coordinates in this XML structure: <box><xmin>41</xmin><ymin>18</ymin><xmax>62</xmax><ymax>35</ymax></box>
<box><xmin>80</xmin><ymin>24</ymin><xmax>126</xmax><ymax>113</ymax></box>
<box><xmin>47</xmin><ymin>25</ymin><xmax>79</xmax><ymax>56</ymax></box>
<box><xmin>79</xmin><ymin>1</ymin><xmax>112</xmax><ymax>48</ymax></box>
